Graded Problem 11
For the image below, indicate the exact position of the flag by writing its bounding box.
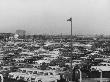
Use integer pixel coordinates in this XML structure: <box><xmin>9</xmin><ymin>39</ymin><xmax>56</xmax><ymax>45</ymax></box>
<box><xmin>67</xmin><ymin>18</ymin><xmax>72</xmax><ymax>21</ymax></box>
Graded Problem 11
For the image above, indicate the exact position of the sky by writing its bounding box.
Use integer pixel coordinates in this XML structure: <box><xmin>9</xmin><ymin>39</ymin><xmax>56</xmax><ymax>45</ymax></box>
<box><xmin>0</xmin><ymin>0</ymin><xmax>110</xmax><ymax>35</ymax></box>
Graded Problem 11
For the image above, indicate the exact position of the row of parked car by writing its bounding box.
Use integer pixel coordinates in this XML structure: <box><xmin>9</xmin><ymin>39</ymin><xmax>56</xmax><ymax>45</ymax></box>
<box><xmin>8</xmin><ymin>68</ymin><xmax>60</xmax><ymax>82</ymax></box>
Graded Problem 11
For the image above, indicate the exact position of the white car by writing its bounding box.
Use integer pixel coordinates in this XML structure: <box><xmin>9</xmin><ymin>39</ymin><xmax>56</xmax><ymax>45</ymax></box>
<box><xmin>9</xmin><ymin>72</ymin><xmax>30</xmax><ymax>81</ymax></box>
<box><xmin>30</xmin><ymin>71</ymin><xmax>60</xmax><ymax>82</ymax></box>
<box><xmin>9</xmin><ymin>72</ymin><xmax>20</xmax><ymax>79</ymax></box>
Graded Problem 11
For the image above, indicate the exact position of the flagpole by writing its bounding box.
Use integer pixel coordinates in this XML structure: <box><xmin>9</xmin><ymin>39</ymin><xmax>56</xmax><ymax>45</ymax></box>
<box><xmin>67</xmin><ymin>17</ymin><xmax>73</xmax><ymax>82</ymax></box>
<box><xmin>70</xmin><ymin>17</ymin><xmax>73</xmax><ymax>82</ymax></box>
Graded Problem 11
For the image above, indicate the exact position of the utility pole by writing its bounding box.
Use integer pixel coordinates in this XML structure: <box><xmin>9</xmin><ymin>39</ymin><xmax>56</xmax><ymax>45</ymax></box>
<box><xmin>67</xmin><ymin>17</ymin><xmax>73</xmax><ymax>82</ymax></box>
<box><xmin>99</xmin><ymin>69</ymin><xmax>102</xmax><ymax>82</ymax></box>
<box><xmin>78</xmin><ymin>69</ymin><xmax>82</xmax><ymax>82</ymax></box>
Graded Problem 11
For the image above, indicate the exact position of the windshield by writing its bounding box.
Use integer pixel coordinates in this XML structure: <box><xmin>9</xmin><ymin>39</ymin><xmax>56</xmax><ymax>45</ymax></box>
<box><xmin>33</xmin><ymin>71</ymin><xmax>37</xmax><ymax>74</ymax></box>
<box><xmin>37</xmin><ymin>72</ymin><xmax>43</xmax><ymax>75</ymax></box>
<box><xmin>44</xmin><ymin>72</ymin><xmax>48</xmax><ymax>76</ymax></box>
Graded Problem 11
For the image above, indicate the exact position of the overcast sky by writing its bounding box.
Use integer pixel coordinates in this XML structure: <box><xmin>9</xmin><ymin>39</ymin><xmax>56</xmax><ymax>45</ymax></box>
<box><xmin>0</xmin><ymin>0</ymin><xmax>110</xmax><ymax>35</ymax></box>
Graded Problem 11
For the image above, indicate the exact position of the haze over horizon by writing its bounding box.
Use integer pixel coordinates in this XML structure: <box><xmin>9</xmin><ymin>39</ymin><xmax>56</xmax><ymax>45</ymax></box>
<box><xmin>0</xmin><ymin>0</ymin><xmax>110</xmax><ymax>35</ymax></box>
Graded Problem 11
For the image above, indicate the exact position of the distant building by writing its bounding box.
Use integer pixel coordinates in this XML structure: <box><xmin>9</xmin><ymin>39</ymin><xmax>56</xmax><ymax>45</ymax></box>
<box><xmin>0</xmin><ymin>33</ymin><xmax>13</xmax><ymax>40</ymax></box>
<box><xmin>0</xmin><ymin>33</ymin><xmax>13</xmax><ymax>37</ymax></box>
<box><xmin>14</xmin><ymin>34</ymin><xmax>19</xmax><ymax>39</ymax></box>
<box><xmin>16</xmin><ymin>30</ymin><xmax>26</xmax><ymax>36</ymax></box>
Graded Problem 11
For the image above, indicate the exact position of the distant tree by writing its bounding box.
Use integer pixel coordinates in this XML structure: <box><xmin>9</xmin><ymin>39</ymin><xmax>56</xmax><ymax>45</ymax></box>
<box><xmin>49</xmin><ymin>60</ymin><xmax>57</xmax><ymax>66</ymax></box>
<box><xmin>40</xmin><ymin>62</ymin><xmax>48</xmax><ymax>70</ymax></box>
<box><xmin>0</xmin><ymin>36</ymin><xmax>4</xmax><ymax>40</ymax></box>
